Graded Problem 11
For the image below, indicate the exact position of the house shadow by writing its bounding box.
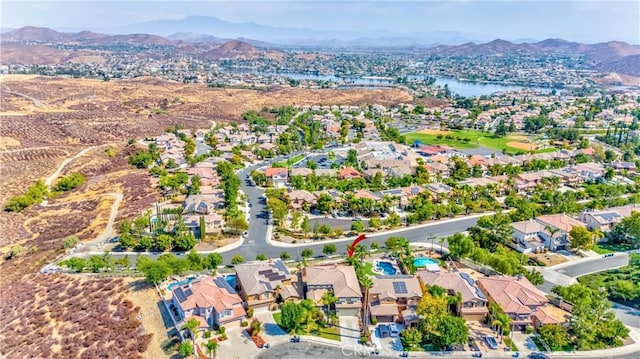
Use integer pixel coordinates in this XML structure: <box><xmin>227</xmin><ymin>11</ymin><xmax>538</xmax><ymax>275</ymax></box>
<box><xmin>263</xmin><ymin>323</ymin><xmax>287</xmax><ymax>336</ymax></box>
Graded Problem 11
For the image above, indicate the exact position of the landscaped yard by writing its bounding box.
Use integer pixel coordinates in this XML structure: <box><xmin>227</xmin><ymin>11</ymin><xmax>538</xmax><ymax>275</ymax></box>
<box><xmin>362</xmin><ymin>262</ymin><xmax>376</xmax><ymax>276</ymax></box>
<box><xmin>578</xmin><ymin>254</ymin><xmax>640</xmax><ymax>309</ymax></box>
<box><xmin>272</xmin><ymin>154</ymin><xmax>306</xmax><ymax>168</ymax></box>
<box><xmin>592</xmin><ymin>243</ymin><xmax>636</xmax><ymax>254</ymax></box>
<box><xmin>405</xmin><ymin>129</ymin><xmax>554</xmax><ymax>153</ymax></box>
<box><xmin>531</xmin><ymin>336</ymin><xmax>574</xmax><ymax>352</ymax></box>
<box><xmin>273</xmin><ymin>312</ymin><xmax>341</xmax><ymax>341</ymax></box>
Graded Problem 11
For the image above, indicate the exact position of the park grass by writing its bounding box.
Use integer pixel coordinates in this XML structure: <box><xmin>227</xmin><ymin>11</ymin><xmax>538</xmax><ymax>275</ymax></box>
<box><xmin>593</xmin><ymin>243</ymin><xmax>636</xmax><ymax>253</ymax></box>
<box><xmin>273</xmin><ymin>312</ymin><xmax>341</xmax><ymax>341</ymax></box>
<box><xmin>271</xmin><ymin>154</ymin><xmax>306</xmax><ymax>168</ymax></box>
<box><xmin>405</xmin><ymin>129</ymin><xmax>554</xmax><ymax>153</ymax></box>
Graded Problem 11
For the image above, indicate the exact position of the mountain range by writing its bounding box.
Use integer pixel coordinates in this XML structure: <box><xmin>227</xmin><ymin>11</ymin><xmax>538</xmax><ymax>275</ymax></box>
<box><xmin>2</xmin><ymin>25</ymin><xmax>639</xmax><ymax>77</ymax></box>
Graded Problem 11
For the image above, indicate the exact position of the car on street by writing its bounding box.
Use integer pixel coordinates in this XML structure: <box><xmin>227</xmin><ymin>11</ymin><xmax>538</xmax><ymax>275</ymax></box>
<box><xmin>527</xmin><ymin>353</ymin><xmax>550</xmax><ymax>359</ymax></box>
<box><xmin>484</xmin><ymin>335</ymin><xmax>499</xmax><ymax>350</ymax></box>
<box><xmin>242</xmin><ymin>231</ymin><xmax>248</xmax><ymax>237</ymax></box>
<box><xmin>388</xmin><ymin>323</ymin><xmax>399</xmax><ymax>337</ymax></box>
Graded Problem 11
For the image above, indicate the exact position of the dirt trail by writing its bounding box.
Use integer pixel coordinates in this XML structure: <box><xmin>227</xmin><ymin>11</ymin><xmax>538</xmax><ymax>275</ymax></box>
<box><xmin>2</xmin><ymin>89</ymin><xmax>47</xmax><ymax>107</ymax></box>
<box><xmin>44</xmin><ymin>145</ymin><xmax>109</xmax><ymax>186</ymax></box>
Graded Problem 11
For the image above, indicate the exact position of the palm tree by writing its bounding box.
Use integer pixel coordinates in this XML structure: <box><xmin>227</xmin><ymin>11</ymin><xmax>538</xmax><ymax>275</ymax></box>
<box><xmin>493</xmin><ymin>313</ymin><xmax>512</xmax><ymax>343</ymax></box>
<box><xmin>545</xmin><ymin>225</ymin><xmax>561</xmax><ymax>250</ymax></box>
<box><xmin>181</xmin><ymin>317</ymin><xmax>200</xmax><ymax>353</ymax></box>
<box><xmin>204</xmin><ymin>340</ymin><xmax>218</xmax><ymax>359</ymax></box>
<box><xmin>354</xmin><ymin>244</ymin><xmax>369</xmax><ymax>264</ymax></box>
<box><xmin>592</xmin><ymin>227</ymin><xmax>605</xmax><ymax>246</ymax></box>
<box><xmin>446</xmin><ymin>291</ymin><xmax>463</xmax><ymax>316</ymax></box>
<box><xmin>359</xmin><ymin>275</ymin><xmax>374</xmax><ymax>336</ymax></box>
<box><xmin>321</xmin><ymin>290</ymin><xmax>337</xmax><ymax>317</ymax></box>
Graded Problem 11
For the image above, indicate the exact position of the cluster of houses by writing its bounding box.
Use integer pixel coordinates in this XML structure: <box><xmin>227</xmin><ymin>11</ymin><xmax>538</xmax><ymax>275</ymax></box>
<box><xmin>168</xmin><ymin>259</ymin><xmax>571</xmax><ymax>337</ymax></box>
<box><xmin>511</xmin><ymin>205</ymin><xmax>638</xmax><ymax>253</ymax></box>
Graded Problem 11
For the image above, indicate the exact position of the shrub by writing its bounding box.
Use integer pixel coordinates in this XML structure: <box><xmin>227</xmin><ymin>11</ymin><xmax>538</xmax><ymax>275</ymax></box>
<box><xmin>371</xmin><ymin>317</ymin><xmax>378</xmax><ymax>325</ymax></box>
<box><xmin>204</xmin><ymin>330</ymin><xmax>211</xmax><ymax>338</ymax></box>
<box><xmin>216</xmin><ymin>326</ymin><xmax>225</xmax><ymax>335</ymax></box>
<box><xmin>62</xmin><ymin>235</ymin><xmax>79</xmax><ymax>249</ymax></box>
<box><xmin>218</xmin><ymin>333</ymin><xmax>228</xmax><ymax>341</ymax></box>
<box><xmin>247</xmin><ymin>307</ymin><xmax>254</xmax><ymax>318</ymax></box>
<box><xmin>241</xmin><ymin>321</ymin><xmax>248</xmax><ymax>327</ymax></box>
<box><xmin>525</xmin><ymin>326</ymin><xmax>533</xmax><ymax>334</ymax></box>
<box><xmin>53</xmin><ymin>173</ymin><xmax>86</xmax><ymax>192</ymax></box>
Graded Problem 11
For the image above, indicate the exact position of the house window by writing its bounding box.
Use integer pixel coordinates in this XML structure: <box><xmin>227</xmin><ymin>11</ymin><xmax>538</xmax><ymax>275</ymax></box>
<box><xmin>262</xmin><ymin>293</ymin><xmax>270</xmax><ymax>299</ymax></box>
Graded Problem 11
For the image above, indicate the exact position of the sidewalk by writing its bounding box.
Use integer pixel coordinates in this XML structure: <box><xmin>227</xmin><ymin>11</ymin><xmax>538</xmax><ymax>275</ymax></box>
<box><xmin>265</xmin><ymin>212</ymin><xmax>492</xmax><ymax>248</ymax></box>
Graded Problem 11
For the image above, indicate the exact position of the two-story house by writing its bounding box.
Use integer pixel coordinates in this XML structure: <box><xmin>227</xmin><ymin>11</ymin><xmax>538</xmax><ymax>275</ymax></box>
<box><xmin>578</xmin><ymin>205</ymin><xmax>637</xmax><ymax>231</ymax></box>
<box><xmin>416</xmin><ymin>270</ymin><xmax>489</xmax><ymax>321</ymax></box>
<box><xmin>369</xmin><ymin>275</ymin><xmax>422</xmax><ymax>327</ymax></box>
<box><xmin>303</xmin><ymin>265</ymin><xmax>363</xmax><ymax>316</ymax></box>
<box><xmin>264</xmin><ymin>167</ymin><xmax>289</xmax><ymax>188</ymax></box>
<box><xmin>171</xmin><ymin>276</ymin><xmax>246</xmax><ymax>330</ymax></box>
<box><xmin>477</xmin><ymin>275</ymin><xmax>549</xmax><ymax>331</ymax></box>
<box><xmin>235</xmin><ymin>259</ymin><xmax>299</xmax><ymax>310</ymax></box>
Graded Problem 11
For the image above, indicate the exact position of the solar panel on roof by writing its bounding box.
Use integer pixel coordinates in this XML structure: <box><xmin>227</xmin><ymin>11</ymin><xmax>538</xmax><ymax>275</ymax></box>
<box><xmin>392</xmin><ymin>281</ymin><xmax>408</xmax><ymax>294</ymax></box>
<box><xmin>476</xmin><ymin>289</ymin><xmax>487</xmax><ymax>299</ymax></box>
<box><xmin>258</xmin><ymin>269</ymin><xmax>272</xmax><ymax>275</ymax></box>
<box><xmin>184</xmin><ymin>289</ymin><xmax>193</xmax><ymax>297</ymax></box>
<box><xmin>175</xmin><ymin>288</ymin><xmax>188</xmax><ymax>303</ymax></box>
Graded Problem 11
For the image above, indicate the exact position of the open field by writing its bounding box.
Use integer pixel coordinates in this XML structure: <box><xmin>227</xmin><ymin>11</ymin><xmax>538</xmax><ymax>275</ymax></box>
<box><xmin>407</xmin><ymin>129</ymin><xmax>552</xmax><ymax>153</ymax></box>
<box><xmin>0</xmin><ymin>75</ymin><xmax>415</xmax><ymax>358</ymax></box>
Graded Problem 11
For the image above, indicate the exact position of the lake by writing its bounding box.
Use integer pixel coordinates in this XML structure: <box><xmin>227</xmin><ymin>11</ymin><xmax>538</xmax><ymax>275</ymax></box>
<box><xmin>224</xmin><ymin>68</ymin><xmax>549</xmax><ymax>97</ymax></box>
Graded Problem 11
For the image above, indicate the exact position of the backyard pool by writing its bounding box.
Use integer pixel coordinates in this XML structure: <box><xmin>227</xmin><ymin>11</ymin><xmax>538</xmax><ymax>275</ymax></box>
<box><xmin>375</xmin><ymin>260</ymin><xmax>397</xmax><ymax>275</ymax></box>
<box><xmin>167</xmin><ymin>276</ymin><xmax>197</xmax><ymax>292</ymax></box>
<box><xmin>413</xmin><ymin>257</ymin><xmax>438</xmax><ymax>268</ymax></box>
<box><xmin>225</xmin><ymin>274</ymin><xmax>237</xmax><ymax>289</ymax></box>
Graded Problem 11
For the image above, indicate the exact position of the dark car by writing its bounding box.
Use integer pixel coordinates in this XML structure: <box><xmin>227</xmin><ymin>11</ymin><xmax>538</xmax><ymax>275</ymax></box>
<box><xmin>527</xmin><ymin>353</ymin><xmax>550</xmax><ymax>359</ymax></box>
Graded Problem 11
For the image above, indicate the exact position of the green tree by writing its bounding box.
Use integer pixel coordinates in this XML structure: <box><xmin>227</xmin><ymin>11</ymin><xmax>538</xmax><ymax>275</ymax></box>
<box><xmin>400</xmin><ymin>327</ymin><xmax>423</xmax><ymax>350</ymax></box>
<box><xmin>369</xmin><ymin>217</ymin><xmax>382</xmax><ymax>230</ymax></box>
<box><xmin>434</xmin><ymin>315</ymin><xmax>469</xmax><ymax>349</ymax></box>
<box><xmin>267</xmin><ymin>197</ymin><xmax>288</xmax><ymax>226</ymax></box>
<box><xmin>186</xmin><ymin>250</ymin><xmax>204</xmax><ymax>270</ymax></box>
<box><xmin>204</xmin><ymin>340</ymin><xmax>218</xmax><ymax>359</ymax></box>
<box><xmin>205</xmin><ymin>253</ymin><xmax>223</xmax><ymax>272</ymax></box>
<box><xmin>231</xmin><ymin>255</ymin><xmax>245</xmax><ymax>265</ymax></box>
<box><xmin>178</xmin><ymin>340</ymin><xmax>193</xmax><ymax>358</ymax></box>
<box><xmin>316</xmin><ymin>193</ymin><xmax>335</xmax><ymax>214</ymax></box>
<box><xmin>53</xmin><ymin>173</ymin><xmax>86</xmax><ymax>192</ymax></box>
<box><xmin>174</xmin><ymin>231</ymin><xmax>197</xmax><ymax>251</ymax></box>
<box><xmin>280</xmin><ymin>301</ymin><xmax>303</xmax><ymax>333</ymax></box>
<box><xmin>619</xmin><ymin>212</ymin><xmax>640</xmax><ymax>248</ymax></box>
<box><xmin>291</xmin><ymin>210</ymin><xmax>302</xmax><ymax>230</ymax></box>
<box><xmin>538</xmin><ymin>324</ymin><xmax>571</xmax><ymax>350</ymax></box>
<box><xmin>280</xmin><ymin>252</ymin><xmax>291</xmax><ymax>260</ymax></box>
<box><xmin>226</xmin><ymin>215</ymin><xmax>249</xmax><ymax>235</ymax></box>
<box><xmin>88</xmin><ymin>255</ymin><xmax>107</xmax><ymax>273</ymax></box>
<box><xmin>351</xmin><ymin>220</ymin><xmax>365</xmax><ymax>233</ymax></box>
<box><xmin>138</xmin><ymin>259</ymin><xmax>172</xmax><ymax>284</ymax></box>
<box><xmin>322</xmin><ymin>244</ymin><xmax>337</xmax><ymax>256</ymax></box>
<box><xmin>301</xmin><ymin>248</ymin><xmax>313</xmax><ymax>258</ymax></box>
<box><xmin>447</xmin><ymin>233</ymin><xmax>474</xmax><ymax>258</ymax></box>
<box><xmin>301</xmin><ymin>216</ymin><xmax>311</xmax><ymax>236</ymax></box>
<box><xmin>256</xmin><ymin>254</ymin><xmax>268</xmax><ymax>261</ymax></box>
<box><xmin>570</xmin><ymin>226</ymin><xmax>593</xmax><ymax>251</ymax></box>
<box><xmin>64</xmin><ymin>257</ymin><xmax>87</xmax><ymax>272</ymax></box>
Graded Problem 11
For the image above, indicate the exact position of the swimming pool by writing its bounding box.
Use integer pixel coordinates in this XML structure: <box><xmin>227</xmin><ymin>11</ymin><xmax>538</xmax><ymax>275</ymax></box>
<box><xmin>375</xmin><ymin>260</ymin><xmax>397</xmax><ymax>275</ymax></box>
<box><xmin>167</xmin><ymin>276</ymin><xmax>197</xmax><ymax>292</ymax></box>
<box><xmin>225</xmin><ymin>274</ymin><xmax>237</xmax><ymax>289</ymax></box>
<box><xmin>413</xmin><ymin>257</ymin><xmax>438</xmax><ymax>267</ymax></box>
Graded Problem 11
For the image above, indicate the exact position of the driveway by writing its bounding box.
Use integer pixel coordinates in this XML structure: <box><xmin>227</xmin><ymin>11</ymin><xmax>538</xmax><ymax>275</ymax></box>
<box><xmin>254</xmin><ymin>311</ymin><xmax>288</xmax><ymax>338</ymax></box>
<box><xmin>338</xmin><ymin>316</ymin><xmax>361</xmax><ymax>349</ymax></box>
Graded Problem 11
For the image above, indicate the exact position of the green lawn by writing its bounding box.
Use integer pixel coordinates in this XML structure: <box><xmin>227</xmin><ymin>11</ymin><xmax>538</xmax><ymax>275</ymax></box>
<box><xmin>531</xmin><ymin>336</ymin><xmax>574</xmax><ymax>352</ymax></box>
<box><xmin>273</xmin><ymin>312</ymin><xmax>341</xmax><ymax>341</ymax></box>
<box><xmin>405</xmin><ymin>129</ymin><xmax>556</xmax><ymax>153</ymax></box>
<box><xmin>592</xmin><ymin>243</ymin><xmax>636</xmax><ymax>254</ymax></box>
<box><xmin>503</xmin><ymin>337</ymin><xmax>519</xmax><ymax>351</ymax></box>
<box><xmin>271</xmin><ymin>154</ymin><xmax>306</xmax><ymax>168</ymax></box>
<box><xmin>362</xmin><ymin>262</ymin><xmax>377</xmax><ymax>276</ymax></box>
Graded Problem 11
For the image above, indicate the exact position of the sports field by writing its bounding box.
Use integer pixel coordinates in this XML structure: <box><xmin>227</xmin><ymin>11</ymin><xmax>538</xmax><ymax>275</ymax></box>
<box><xmin>405</xmin><ymin>129</ymin><xmax>555</xmax><ymax>153</ymax></box>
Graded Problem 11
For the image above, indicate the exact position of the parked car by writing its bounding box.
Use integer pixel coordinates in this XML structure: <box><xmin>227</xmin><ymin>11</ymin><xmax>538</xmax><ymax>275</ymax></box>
<box><xmin>378</xmin><ymin>324</ymin><xmax>389</xmax><ymax>338</ymax></box>
<box><xmin>388</xmin><ymin>323</ymin><xmax>399</xmax><ymax>337</ymax></box>
<box><xmin>485</xmin><ymin>336</ymin><xmax>499</xmax><ymax>350</ymax></box>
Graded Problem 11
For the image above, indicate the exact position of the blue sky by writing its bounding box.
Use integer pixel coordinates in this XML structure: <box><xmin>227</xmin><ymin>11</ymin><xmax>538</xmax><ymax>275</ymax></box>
<box><xmin>2</xmin><ymin>1</ymin><xmax>639</xmax><ymax>43</ymax></box>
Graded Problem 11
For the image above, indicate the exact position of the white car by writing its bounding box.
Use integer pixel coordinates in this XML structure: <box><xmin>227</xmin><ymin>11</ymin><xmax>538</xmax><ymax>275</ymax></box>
<box><xmin>388</xmin><ymin>323</ymin><xmax>399</xmax><ymax>337</ymax></box>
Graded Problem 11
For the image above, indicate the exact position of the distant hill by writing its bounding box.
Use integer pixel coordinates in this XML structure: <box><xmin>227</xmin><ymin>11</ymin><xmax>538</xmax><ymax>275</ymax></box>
<box><xmin>425</xmin><ymin>38</ymin><xmax>640</xmax><ymax>76</ymax></box>
<box><xmin>198</xmin><ymin>40</ymin><xmax>284</xmax><ymax>60</ymax></box>
<box><xmin>1</xmin><ymin>26</ymin><xmax>172</xmax><ymax>46</ymax></box>
<box><xmin>0</xmin><ymin>42</ymin><xmax>106</xmax><ymax>65</ymax></box>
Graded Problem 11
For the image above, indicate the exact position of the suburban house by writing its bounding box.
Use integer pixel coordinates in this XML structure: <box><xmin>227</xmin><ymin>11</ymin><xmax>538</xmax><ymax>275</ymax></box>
<box><xmin>264</xmin><ymin>167</ymin><xmax>289</xmax><ymax>188</ymax></box>
<box><xmin>578</xmin><ymin>205</ymin><xmax>637</xmax><ymax>231</ymax></box>
<box><xmin>476</xmin><ymin>275</ymin><xmax>550</xmax><ymax>331</ymax></box>
<box><xmin>171</xmin><ymin>276</ymin><xmax>246</xmax><ymax>330</ymax></box>
<box><xmin>234</xmin><ymin>259</ymin><xmax>299</xmax><ymax>310</ymax></box>
<box><xmin>339</xmin><ymin>167</ymin><xmax>361</xmax><ymax>180</ymax></box>
<box><xmin>510</xmin><ymin>220</ymin><xmax>548</xmax><ymax>253</ymax></box>
<box><xmin>287</xmin><ymin>189</ymin><xmax>317</xmax><ymax>210</ymax></box>
<box><xmin>303</xmin><ymin>265</ymin><xmax>363</xmax><ymax>316</ymax></box>
<box><xmin>536</xmin><ymin>214</ymin><xmax>587</xmax><ymax>251</ymax></box>
<box><xmin>416</xmin><ymin>270</ymin><xmax>489</xmax><ymax>321</ymax></box>
<box><xmin>369</xmin><ymin>275</ymin><xmax>422</xmax><ymax>326</ymax></box>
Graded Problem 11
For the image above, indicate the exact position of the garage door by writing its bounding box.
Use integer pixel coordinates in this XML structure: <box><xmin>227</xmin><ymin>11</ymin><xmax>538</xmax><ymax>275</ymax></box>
<box><xmin>336</xmin><ymin>308</ymin><xmax>360</xmax><ymax>317</ymax></box>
